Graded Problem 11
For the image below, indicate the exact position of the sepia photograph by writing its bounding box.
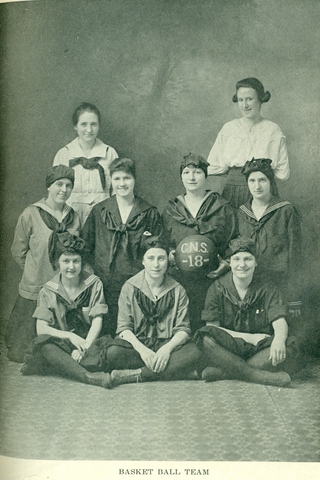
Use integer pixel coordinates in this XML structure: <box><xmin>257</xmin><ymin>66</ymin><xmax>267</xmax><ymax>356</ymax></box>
<box><xmin>0</xmin><ymin>0</ymin><xmax>319</xmax><ymax>479</ymax></box>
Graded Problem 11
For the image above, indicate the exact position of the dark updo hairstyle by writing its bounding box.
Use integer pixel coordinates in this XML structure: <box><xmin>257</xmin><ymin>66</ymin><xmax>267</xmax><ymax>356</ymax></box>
<box><xmin>232</xmin><ymin>78</ymin><xmax>271</xmax><ymax>104</ymax></box>
<box><xmin>72</xmin><ymin>102</ymin><xmax>101</xmax><ymax>126</ymax></box>
<box><xmin>109</xmin><ymin>157</ymin><xmax>136</xmax><ymax>179</ymax></box>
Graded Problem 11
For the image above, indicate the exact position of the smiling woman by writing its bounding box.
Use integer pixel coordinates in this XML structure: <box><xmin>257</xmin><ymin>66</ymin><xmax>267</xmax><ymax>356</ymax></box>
<box><xmin>82</xmin><ymin>158</ymin><xmax>162</xmax><ymax>336</ymax></box>
<box><xmin>53</xmin><ymin>103</ymin><xmax>118</xmax><ymax>225</ymax></box>
<box><xmin>207</xmin><ymin>78</ymin><xmax>290</xmax><ymax>208</ymax></box>
<box><xmin>5</xmin><ymin>165</ymin><xmax>81</xmax><ymax>363</ymax></box>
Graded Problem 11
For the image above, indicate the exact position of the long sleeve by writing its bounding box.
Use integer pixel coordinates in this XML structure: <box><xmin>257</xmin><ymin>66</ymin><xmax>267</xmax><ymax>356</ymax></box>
<box><xmin>11</xmin><ymin>208</ymin><xmax>33</xmax><ymax>270</ymax></box>
<box><xmin>272</xmin><ymin>135</ymin><xmax>290</xmax><ymax>180</ymax></box>
<box><xmin>207</xmin><ymin>129</ymin><xmax>230</xmax><ymax>175</ymax></box>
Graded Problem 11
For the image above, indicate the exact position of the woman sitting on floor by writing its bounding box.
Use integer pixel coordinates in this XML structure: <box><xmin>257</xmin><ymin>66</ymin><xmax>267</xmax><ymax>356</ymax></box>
<box><xmin>195</xmin><ymin>237</ymin><xmax>300</xmax><ymax>387</ymax></box>
<box><xmin>21</xmin><ymin>232</ymin><xmax>113</xmax><ymax>389</ymax></box>
<box><xmin>107</xmin><ymin>234</ymin><xmax>202</xmax><ymax>387</ymax></box>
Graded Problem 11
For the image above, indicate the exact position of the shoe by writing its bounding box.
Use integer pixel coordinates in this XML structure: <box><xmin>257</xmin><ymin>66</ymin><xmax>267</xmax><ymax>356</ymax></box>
<box><xmin>85</xmin><ymin>371</ymin><xmax>113</xmax><ymax>389</ymax></box>
<box><xmin>110</xmin><ymin>369</ymin><xmax>142</xmax><ymax>387</ymax></box>
<box><xmin>253</xmin><ymin>370</ymin><xmax>291</xmax><ymax>387</ymax></box>
<box><xmin>202</xmin><ymin>366</ymin><xmax>226</xmax><ymax>382</ymax></box>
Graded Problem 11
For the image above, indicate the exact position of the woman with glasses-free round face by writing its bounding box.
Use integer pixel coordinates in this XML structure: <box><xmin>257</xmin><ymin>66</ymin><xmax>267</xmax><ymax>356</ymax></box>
<box><xmin>207</xmin><ymin>77</ymin><xmax>290</xmax><ymax>208</ymax></box>
<box><xmin>106</xmin><ymin>237</ymin><xmax>202</xmax><ymax>388</ymax></box>
<box><xmin>82</xmin><ymin>158</ymin><xmax>162</xmax><ymax>337</ymax></box>
<box><xmin>21</xmin><ymin>235</ymin><xmax>114</xmax><ymax>390</ymax></box>
<box><xmin>6</xmin><ymin>166</ymin><xmax>81</xmax><ymax>363</ymax></box>
<box><xmin>162</xmin><ymin>153</ymin><xmax>237</xmax><ymax>333</ymax></box>
<box><xmin>238</xmin><ymin>158</ymin><xmax>302</xmax><ymax>308</ymax></box>
<box><xmin>194</xmin><ymin>237</ymin><xmax>299</xmax><ymax>388</ymax></box>
<box><xmin>53</xmin><ymin>102</ymin><xmax>118</xmax><ymax>225</ymax></box>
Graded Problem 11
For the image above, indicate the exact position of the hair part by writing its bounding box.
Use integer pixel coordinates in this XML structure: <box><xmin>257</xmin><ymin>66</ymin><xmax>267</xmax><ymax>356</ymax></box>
<box><xmin>72</xmin><ymin>102</ymin><xmax>101</xmax><ymax>126</ymax></box>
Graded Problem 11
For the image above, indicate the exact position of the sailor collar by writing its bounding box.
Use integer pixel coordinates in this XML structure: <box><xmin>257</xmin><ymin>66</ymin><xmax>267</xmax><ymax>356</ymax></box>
<box><xmin>127</xmin><ymin>270</ymin><xmax>179</xmax><ymax>301</ymax></box>
<box><xmin>33</xmin><ymin>198</ymin><xmax>73</xmax><ymax>221</ymax></box>
<box><xmin>44</xmin><ymin>271</ymin><xmax>98</xmax><ymax>302</ymax></box>
<box><xmin>239</xmin><ymin>197</ymin><xmax>291</xmax><ymax>221</ymax></box>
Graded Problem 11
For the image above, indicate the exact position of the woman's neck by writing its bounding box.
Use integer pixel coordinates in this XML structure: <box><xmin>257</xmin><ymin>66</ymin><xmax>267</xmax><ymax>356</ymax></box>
<box><xmin>45</xmin><ymin>197</ymin><xmax>64</xmax><ymax>213</ymax></box>
<box><xmin>185</xmin><ymin>189</ymin><xmax>206</xmax><ymax>201</ymax></box>
<box><xmin>252</xmin><ymin>195</ymin><xmax>270</xmax><ymax>208</ymax></box>
<box><xmin>61</xmin><ymin>275</ymin><xmax>81</xmax><ymax>290</ymax></box>
<box><xmin>233</xmin><ymin>275</ymin><xmax>253</xmax><ymax>295</ymax></box>
<box><xmin>78</xmin><ymin>137</ymin><xmax>96</xmax><ymax>153</ymax></box>
<box><xmin>145</xmin><ymin>272</ymin><xmax>165</xmax><ymax>290</ymax></box>
<box><xmin>116</xmin><ymin>193</ymin><xmax>135</xmax><ymax>207</ymax></box>
<box><xmin>241</xmin><ymin>114</ymin><xmax>262</xmax><ymax>129</ymax></box>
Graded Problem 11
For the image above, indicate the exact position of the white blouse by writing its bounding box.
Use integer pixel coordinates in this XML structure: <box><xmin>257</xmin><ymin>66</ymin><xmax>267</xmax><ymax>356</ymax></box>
<box><xmin>207</xmin><ymin>118</ymin><xmax>290</xmax><ymax>180</ymax></box>
<box><xmin>53</xmin><ymin>137</ymin><xmax>118</xmax><ymax>205</ymax></box>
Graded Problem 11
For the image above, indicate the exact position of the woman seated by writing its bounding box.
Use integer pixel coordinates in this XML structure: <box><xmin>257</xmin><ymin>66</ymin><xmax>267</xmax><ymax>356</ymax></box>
<box><xmin>82</xmin><ymin>157</ymin><xmax>162</xmax><ymax>336</ymax></box>
<box><xmin>6</xmin><ymin>165</ymin><xmax>81</xmax><ymax>363</ymax></box>
<box><xmin>237</xmin><ymin>157</ymin><xmax>302</xmax><ymax>308</ymax></box>
<box><xmin>195</xmin><ymin>237</ymin><xmax>300</xmax><ymax>387</ymax></box>
<box><xmin>162</xmin><ymin>153</ymin><xmax>237</xmax><ymax>332</ymax></box>
<box><xmin>53</xmin><ymin>102</ymin><xmax>118</xmax><ymax>225</ymax></box>
<box><xmin>106</xmin><ymin>235</ymin><xmax>202</xmax><ymax>387</ymax></box>
<box><xmin>21</xmin><ymin>232</ymin><xmax>113</xmax><ymax>389</ymax></box>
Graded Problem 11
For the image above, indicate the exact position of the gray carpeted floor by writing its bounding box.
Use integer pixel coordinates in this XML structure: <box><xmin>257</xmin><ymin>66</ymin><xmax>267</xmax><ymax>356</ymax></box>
<box><xmin>0</xmin><ymin>333</ymin><xmax>319</xmax><ymax>462</ymax></box>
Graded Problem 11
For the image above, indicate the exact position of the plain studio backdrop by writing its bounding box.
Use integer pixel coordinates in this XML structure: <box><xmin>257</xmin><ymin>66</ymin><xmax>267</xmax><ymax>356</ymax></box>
<box><xmin>0</xmin><ymin>0</ymin><xmax>319</xmax><ymax>328</ymax></box>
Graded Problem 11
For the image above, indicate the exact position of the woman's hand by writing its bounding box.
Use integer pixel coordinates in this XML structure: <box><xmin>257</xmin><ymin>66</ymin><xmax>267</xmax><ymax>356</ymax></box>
<box><xmin>68</xmin><ymin>332</ymin><xmax>88</xmax><ymax>354</ymax></box>
<box><xmin>71</xmin><ymin>349</ymin><xmax>84</xmax><ymax>363</ymax></box>
<box><xmin>269</xmin><ymin>338</ymin><xmax>286</xmax><ymax>366</ymax></box>
<box><xmin>152</xmin><ymin>345</ymin><xmax>171</xmax><ymax>373</ymax></box>
<box><xmin>139</xmin><ymin>346</ymin><xmax>156</xmax><ymax>370</ymax></box>
<box><xmin>169</xmin><ymin>250</ymin><xmax>178</xmax><ymax>269</ymax></box>
<box><xmin>206</xmin><ymin>255</ymin><xmax>230</xmax><ymax>279</ymax></box>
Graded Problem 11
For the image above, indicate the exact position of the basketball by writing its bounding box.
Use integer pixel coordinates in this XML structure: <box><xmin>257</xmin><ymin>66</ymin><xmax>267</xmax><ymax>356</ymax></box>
<box><xmin>175</xmin><ymin>235</ymin><xmax>219</xmax><ymax>274</ymax></box>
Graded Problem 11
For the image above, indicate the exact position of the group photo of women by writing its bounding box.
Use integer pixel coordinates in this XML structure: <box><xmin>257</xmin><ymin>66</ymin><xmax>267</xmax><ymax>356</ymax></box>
<box><xmin>5</xmin><ymin>77</ymin><xmax>306</xmax><ymax>390</ymax></box>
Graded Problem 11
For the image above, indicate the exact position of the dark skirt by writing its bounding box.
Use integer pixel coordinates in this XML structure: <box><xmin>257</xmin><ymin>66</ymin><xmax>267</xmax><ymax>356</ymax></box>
<box><xmin>5</xmin><ymin>295</ymin><xmax>37</xmax><ymax>363</ymax></box>
<box><xmin>194</xmin><ymin>325</ymin><xmax>274</xmax><ymax>360</ymax></box>
<box><xmin>222</xmin><ymin>167</ymin><xmax>250</xmax><ymax>209</ymax></box>
<box><xmin>23</xmin><ymin>334</ymin><xmax>114</xmax><ymax>375</ymax></box>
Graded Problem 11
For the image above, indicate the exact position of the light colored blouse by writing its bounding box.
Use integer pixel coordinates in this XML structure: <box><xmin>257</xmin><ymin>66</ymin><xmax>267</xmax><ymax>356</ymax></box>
<box><xmin>207</xmin><ymin>118</ymin><xmax>290</xmax><ymax>180</ymax></box>
<box><xmin>53</xmin><ymin>137</ymin><xmax>118</xmax><ymax>206</ymax></box>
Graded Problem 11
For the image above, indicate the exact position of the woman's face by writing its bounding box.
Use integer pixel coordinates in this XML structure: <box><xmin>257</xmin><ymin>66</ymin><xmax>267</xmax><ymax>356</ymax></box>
<box><xmin>74</xmin><ymin>111</ymin><xmax>99</xmax><ymax>144</ymax></box>
<box><xmin>111</xmin><ymin>170</ymin><xmax>135</xmax><ymax>198</ymax></box>
<box><xmin>237</xmin><ymin>87</ymin><xmax>261</xmax><ymax>121</ymax></box>
<box><xmin>142</xmin><ymin>248</ymin><xmax>169</xmax><ymax>280</ymax></box>
<box><xmin>47</xmin><ymin>178</ymin><xmax>73</xmax><ymax>205</ymax></box>
<box><xmin>230</xmin><ymin>251</ymin><xmax>257</xmax><ymax>281</ymax></box>
<box><xmin>248</xmin><ymin>171</ymin><xmax>271</xmax><ymax>202</ymax></box>
<box><xmin>58</xmin><ymin>253</ymin><xmax>82</xmax><ymax>280</ymax></box>
<box><xmin>181</xmin><ymin>165</ymin><xmax>206</xmax><ymax>193</ymax></box>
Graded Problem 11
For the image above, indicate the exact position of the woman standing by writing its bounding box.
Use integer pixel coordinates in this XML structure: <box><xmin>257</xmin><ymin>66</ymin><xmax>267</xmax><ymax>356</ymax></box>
<box><xmin>53</xmin><ymin>102</ymin><xmax>118</xmax><ymax>224</ymax></box>
<box><xmin>6</xmin><ymin>166</ymin><xmax>81</xmax><ymax>362</ymax></box>
<box><xmin>82</xmin><ymin>158</ymin><xmax>162</xmax><ymax>336</ymax></box>
<box><xmin>237</xmin><ymin>157</ymin><xmax>302</xmax><ymax>307</ymax></box>
<box><xmin>207</xmin><ymin>78</ymin><xmax>290</xmax><ymax>208</ymax></box>
<box><xmin>162</xmin><ymin>153</ymin><xmax>237</xmax><ymax>332</ymax></box>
